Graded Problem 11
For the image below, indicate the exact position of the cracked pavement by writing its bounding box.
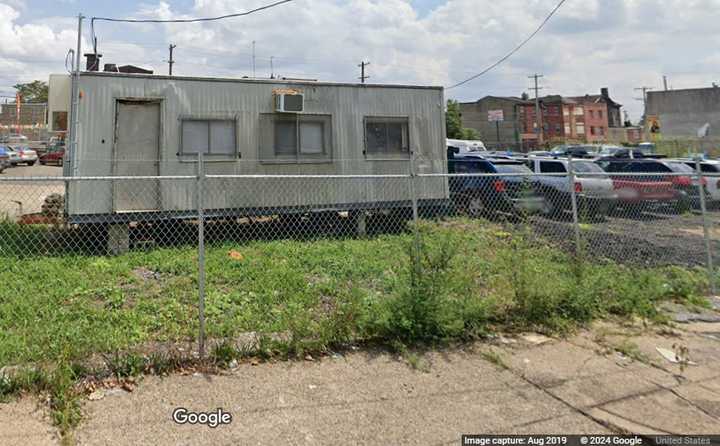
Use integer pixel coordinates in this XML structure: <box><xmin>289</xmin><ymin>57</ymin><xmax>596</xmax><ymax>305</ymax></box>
<box><xmin>3</xmin><ymin>320</ymin><xmax>720</xmax><ymax>445</ymax></box>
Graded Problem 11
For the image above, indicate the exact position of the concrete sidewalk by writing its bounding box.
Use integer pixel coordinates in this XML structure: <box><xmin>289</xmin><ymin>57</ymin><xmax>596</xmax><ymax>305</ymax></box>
<box><xmin>4</xmin><ymin>320</ymin><xmax>720</xmax><ymax>445</ymax></box>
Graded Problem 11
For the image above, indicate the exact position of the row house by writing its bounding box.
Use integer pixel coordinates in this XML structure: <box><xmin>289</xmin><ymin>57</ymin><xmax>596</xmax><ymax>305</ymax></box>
<box><xmin>519</xmin><ymin>88</ymin><xmax>623</xmax><ymax>148</ymax></box>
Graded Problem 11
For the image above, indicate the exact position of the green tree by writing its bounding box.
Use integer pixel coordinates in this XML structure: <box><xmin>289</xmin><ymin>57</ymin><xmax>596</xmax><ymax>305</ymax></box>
<box><xmin>446</xmin><ymin>99</ymin><xmax>481</xmax><ymax>140</ymax></box>
<box><xmin>521</xmin><ymin>92</ymin><xmax>530</xmax><ymax>101</ymax></box>
<box><xmin>460</xmin><ymin>128</ymin><xmax>480</xmax><ymax>140</ymax></box>
<box><xmin>446</xmin><ymin>99</ymin><xmax>463</xmax><ymax>139</ymax></box>
<box><xmin>13</xmin><ymin>80</ymin><xmax>48</xmax><ymax>103</ymax></box>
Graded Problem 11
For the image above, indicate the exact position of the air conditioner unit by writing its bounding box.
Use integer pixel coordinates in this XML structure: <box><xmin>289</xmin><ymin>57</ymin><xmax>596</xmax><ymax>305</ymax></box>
<box><xmin>275</xmin><ymin>93</ymin><xmax>304</xmax><ymax>113</ymax></box>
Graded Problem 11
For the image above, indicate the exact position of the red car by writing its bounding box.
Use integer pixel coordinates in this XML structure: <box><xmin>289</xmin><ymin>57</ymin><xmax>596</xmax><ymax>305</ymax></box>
<box><xmin>39</xmin><ymin>145</ymin><xmax>65</xmax><ymax>166</ymax></box>
<box><xmin>596</xmin><ymin>159</ymin><xmax>689</xmax><ymax>210</ymax></box>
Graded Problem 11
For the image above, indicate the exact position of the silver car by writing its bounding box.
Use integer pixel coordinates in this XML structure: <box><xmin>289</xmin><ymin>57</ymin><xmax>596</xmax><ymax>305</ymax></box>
<box><xmin>4</xmin><ymin>146</ymin><xmax>21</xmax><ymax>165</ymax></box>
<box><xmin>10</xmin><ymin>146</ymin><xmax>38</xmax><ymax>166</ymax></box>
<box><xmin>525</xmin><ymin>156</ymin><xmax>618</xmax><ymax>217</ymax></box>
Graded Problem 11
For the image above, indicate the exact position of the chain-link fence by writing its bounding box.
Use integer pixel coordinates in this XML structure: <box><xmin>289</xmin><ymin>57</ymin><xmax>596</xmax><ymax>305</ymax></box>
<box><xmin>1</xmin><ymin>154</ymin><xmax>719</xmax><ymax>357</ymax></box>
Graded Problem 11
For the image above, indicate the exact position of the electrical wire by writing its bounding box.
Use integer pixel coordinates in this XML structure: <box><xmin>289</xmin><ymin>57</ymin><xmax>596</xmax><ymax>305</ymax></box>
<box><xmin>446</xmin><ymin>0</ymin><xmax>568</xmax><ymax>90</ymax></box>
<box><xmin>89</xmin><ymin>0</ymin><xmax>294</xmax><ymax>69</ymax></box>
<box><xmin>65</xmin><ymin>49</ymin><xmax>75</xmax><ymax>74</ymax></box>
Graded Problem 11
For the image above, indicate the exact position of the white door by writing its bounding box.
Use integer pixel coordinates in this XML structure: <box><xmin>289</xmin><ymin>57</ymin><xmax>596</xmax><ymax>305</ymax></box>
<box><xmin>113</xmin><ymin>101</ymin><xmax>160</xmax><ymax>212</ymax></box>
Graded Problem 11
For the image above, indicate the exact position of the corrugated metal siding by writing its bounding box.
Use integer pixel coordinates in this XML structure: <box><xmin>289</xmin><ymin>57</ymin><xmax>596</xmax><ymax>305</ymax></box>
<box><xmin>69</xmin><ymin>74</ymin><xmax>447</xmax><ymax>216</ymax></box>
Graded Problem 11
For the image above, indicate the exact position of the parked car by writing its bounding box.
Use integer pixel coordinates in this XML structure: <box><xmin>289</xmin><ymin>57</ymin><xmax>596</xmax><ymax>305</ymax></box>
<box><xmin>550</xmin><ymin>145</ymin><xmax>596</xmax><ymax>159</ymax></box>
<box><xmin>597</xmin><ymin>145</ymin><xmax>646</xmax><ymax>159</ymax></box>
<box><xmin>447</xmin><ymin>138</ymin><xmax>487</xmax><ymax>155</ymax></box>
<box><xmin>654</xmin><ymin>159</ymin><xmax>709</xmax><ymax>207</ymax></box>
<box><xmin>10</xmin><ymin>146</ymin><xmax>38</xmax><ymax>166</ymax></box>
<box><xmin>676</xmin><ymin>158</ymin><xmax>720</xmax><ymax>203</ymax></box>
<box><xmin>527</xmin><ymin>150</ymin><xmax>552</xmax><ymax>157</ymax></box>
<box><xmin>39</xmin><ymin>144</ymin><xmax>65</xmax><ymax>166</ymax></box>
<box><xmin>448</xmin><ymin>155</ymin><xmax>546</xmax><ymax>218</ymax></box>
<box><xmin>2</xmin><ymin>145</ymin><xmax>21</xmax><ymax>165</ymax></box>
<box><xmin>5</xmin><ymin>134</ymin><xmax>29</xmax><ymax>148</ymax></box>
<box><xmin>524</xmin><ymin>157</ymin><xmax>618</xmax><ymax>218</ymax></box>
<box><xmin>0</xmin><ymin>146</ymin><xmax>10</xmax><ymax>173</ymax></box>
<box><xmin>595</xmin><ymin>158</ymin><xmax>686</xmax><ymax>211</ymax></box>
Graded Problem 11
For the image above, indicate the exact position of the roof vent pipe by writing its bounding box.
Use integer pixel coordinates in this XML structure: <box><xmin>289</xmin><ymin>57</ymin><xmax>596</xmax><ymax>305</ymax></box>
<box><xmin>84</xmin><ymin>53</ymin><xmax>102</xmax><ymax>71</ymax></box>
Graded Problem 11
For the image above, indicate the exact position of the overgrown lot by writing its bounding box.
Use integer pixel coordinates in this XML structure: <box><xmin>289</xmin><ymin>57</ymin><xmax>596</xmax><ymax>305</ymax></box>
<box><xmin>0</xmin><ymin>218</ymin><xmax>712</xmax><ymax>435</ymax></box>
<box><xmin>1</xmin><ymin>218</ymin><xmax>710</xmax><ymax>365</ymax></box>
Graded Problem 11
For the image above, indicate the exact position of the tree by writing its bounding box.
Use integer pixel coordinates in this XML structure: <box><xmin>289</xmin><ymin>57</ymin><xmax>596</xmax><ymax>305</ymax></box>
<box><xmin>521</xmin><ymin>92</ymin><xmax>530</xmax><ymax>101</ymax></box>
<box><xmin>460</xmin><ymin>128</ymin><xmax>480</xmax><ymax>140</ymax></box>
<box><xmin>446</xmin><ymin>99</ymin><xmax>481</xmax><ymax>140</ymax></box>
<box><xmin>13</xmin><ymin>80</ymin><xmax>48</xmax><ymax>103</ymax></box>
<box><xmin>446</xmin><ymin>99</ymin><xmax>463</xmax><ymax>139</ymax></box>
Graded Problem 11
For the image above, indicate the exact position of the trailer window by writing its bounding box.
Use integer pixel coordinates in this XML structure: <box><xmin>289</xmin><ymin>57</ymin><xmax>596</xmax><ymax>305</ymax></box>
<box><xmin>261</xmin><ymin>114</ymin><xmax>332</xmax><ymax>163</ymax></box>
<box><xmin>181</xmin><ymin>119</ymin><xmax>237</xmax><ymax>157</ymax></box>
<box><xmin>364</xmin><ymin>117</ymin><xmax>409</xmax><ymax>156</ymax></box>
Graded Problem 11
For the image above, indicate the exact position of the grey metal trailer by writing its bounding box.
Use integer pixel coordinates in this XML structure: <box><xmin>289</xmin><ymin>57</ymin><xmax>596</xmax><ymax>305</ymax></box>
<box><xmin>49</xmin><ymin>72</ymin><xmax>449</xmax><ymax>248</ymax></box>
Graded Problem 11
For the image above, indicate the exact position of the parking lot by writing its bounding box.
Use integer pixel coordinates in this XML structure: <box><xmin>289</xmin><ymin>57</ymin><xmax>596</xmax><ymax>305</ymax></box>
<box><xmin>0</xmin><ymin>164</ymin><xmax>63</xmax><ymax>220</ymax></box>
<box><xmin>1</xmin><ymin>166</ymin><xmax>720</xmax><ymax>270</ymax></box>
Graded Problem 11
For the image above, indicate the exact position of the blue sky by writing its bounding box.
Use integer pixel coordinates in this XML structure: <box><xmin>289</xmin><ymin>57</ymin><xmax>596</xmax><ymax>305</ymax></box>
<box><xmin>2</xmin><ymin>0</ymin><xmax>720</xmax><ymax>122</ymax></box>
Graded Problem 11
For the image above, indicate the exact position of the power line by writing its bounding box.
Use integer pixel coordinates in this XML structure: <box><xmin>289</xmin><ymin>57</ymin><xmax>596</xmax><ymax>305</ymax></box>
<box><xmin>90</xmin><ymin>0</ymin><xmax>294</xmax><ymax>53</ymax></box>
<box><xmin>446</xmin><ymin>0</ymin><xmax>568</xmax><ymax>90</ymax></box>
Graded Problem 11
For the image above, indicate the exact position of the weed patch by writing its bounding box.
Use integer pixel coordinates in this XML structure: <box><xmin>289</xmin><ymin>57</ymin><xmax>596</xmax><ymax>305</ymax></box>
<box><xmin>0</xmin><ymin>218</ymin><xmax>712</xmax><ymax>436</ymax></box>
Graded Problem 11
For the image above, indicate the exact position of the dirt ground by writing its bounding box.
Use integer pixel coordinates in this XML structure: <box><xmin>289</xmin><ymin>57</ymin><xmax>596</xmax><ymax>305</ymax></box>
<box><xmin>3</xmin><ymin>315</ymin><xmax>720</xmax><ymax>446</ymax></box>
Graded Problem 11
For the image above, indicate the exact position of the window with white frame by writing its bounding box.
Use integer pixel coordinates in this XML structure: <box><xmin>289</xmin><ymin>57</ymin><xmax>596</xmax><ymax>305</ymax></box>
<box><xmin>364</xmin><ymin>117</ymin><xmax>410</xmax><ymax>155</ymax></box>
<box><xmin>574</xmin><ymin>106</ymin><xmax>584</xmax><ymax>116</ymax></box>
<box><xmin>576</xmin><ymin>123</ymin><xmax>585</xmax><ymax>134</ymax></box>
<box><xmin>180</xmin><ymin>119</ymin><xmax>237</xmax><ymax>157</ymax></box>
<box><xmin>260</xmin><ymin>114</ymin><xmax>332</xmax><ymax>162</ymax></box>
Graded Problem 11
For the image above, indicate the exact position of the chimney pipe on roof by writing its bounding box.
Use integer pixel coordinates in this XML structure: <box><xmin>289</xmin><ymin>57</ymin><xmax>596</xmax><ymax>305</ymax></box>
<box><xmin>601</xmin><ymin>87</ymin><xmax>609</xmax><ymax>98</ymax></box>
<box><xmin>84</xmin><ymin>53</ymin><xmax>102</xmax><ymax>71</ymax></box>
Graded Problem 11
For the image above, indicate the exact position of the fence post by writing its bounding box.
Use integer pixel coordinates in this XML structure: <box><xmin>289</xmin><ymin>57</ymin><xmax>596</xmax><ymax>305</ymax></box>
<box><xmin>409</xmin><ymin>151</ymin><xmax>420</xmax><ymax>223</ymax></box>
<box><xmin>695</xmin><ymin>159</ymin><xmax>716</xmax><ymax>296</ymax></box>
<box><xmin>408</xmin><ymin>151</ymin><xmax>422</xmax><ymax>275</ymax></box>
<box><xmin>567</xmin><ymin>156</ymin><xmax>582</xmax><ymax>261</ymax></box>
<box><xmin>196</xmin><ymin>152</ymin><xmax>206</xmax><ymax>359</ymax></box>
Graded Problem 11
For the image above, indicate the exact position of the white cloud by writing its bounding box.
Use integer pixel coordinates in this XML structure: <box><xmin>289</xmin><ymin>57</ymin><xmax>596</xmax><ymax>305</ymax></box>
<box><xmin>0</xmin><ymin>3</ymin><xmax>83</xmax><ymax>92</ymax></box>
<box><xmin>2</xmin><ymin>0</ymin><xmax>720</xmax><ymax>121</ymax></box>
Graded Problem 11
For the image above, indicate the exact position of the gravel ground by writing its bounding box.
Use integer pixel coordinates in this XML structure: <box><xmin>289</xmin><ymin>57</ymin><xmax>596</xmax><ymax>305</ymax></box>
<box><xmin>527</xmin><ymin>210</ymin><xmax>720</xmax><ymax>267</ymax></box>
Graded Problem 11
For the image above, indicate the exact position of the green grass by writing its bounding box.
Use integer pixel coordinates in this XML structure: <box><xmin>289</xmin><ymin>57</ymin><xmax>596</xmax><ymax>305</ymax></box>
<box><xmin>0</xmin><ymin>218</ymin><xmax>711</xmax><ymax>366</ymax></box>
<box><xmin>0</xmin><ymin>218</ymin><xmax>713</xmax><ymax>434</ymax></box>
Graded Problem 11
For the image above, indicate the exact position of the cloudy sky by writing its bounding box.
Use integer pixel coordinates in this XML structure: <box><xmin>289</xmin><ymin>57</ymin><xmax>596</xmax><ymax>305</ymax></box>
<box><xmin>1</xmin><ymin>0</ymin><xmax>719</xmax><ymax>121</ymax></box>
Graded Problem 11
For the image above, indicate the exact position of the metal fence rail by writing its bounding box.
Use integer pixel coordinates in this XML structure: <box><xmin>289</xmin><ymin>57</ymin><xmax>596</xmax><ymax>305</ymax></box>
<box><xmin>2</xmin><ymin>155</ymin><xmax>719</xmax><ymax>356</ymax></box>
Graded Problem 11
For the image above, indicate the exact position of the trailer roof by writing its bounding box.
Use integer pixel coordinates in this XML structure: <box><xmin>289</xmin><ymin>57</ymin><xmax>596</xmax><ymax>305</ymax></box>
<box><xmin>77</xmin><ymin>71</ymin><xmax>444</xmax><ymax>91</ymax></box>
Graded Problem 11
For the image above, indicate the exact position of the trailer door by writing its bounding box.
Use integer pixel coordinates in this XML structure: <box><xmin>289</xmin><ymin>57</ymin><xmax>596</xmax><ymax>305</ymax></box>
<box><xmin>113</xmin><ymin>100</ymin><xmax>160</xmax><ymax>212</ymax></box>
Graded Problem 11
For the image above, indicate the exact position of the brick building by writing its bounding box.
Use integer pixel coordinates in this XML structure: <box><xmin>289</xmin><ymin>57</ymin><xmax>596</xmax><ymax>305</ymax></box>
<box><xmin>519</xmin><ymin>88</ymin><xmax>623</xmax><ymax>147</ymax></box>
<box><xmin>459</xmin><ymin>96</ymin><xmax>530</xmax><ymax>149</ymax></box>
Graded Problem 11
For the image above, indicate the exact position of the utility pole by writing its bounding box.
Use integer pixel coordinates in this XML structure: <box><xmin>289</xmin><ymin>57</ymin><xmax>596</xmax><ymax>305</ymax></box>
<box><xmin>634</xmin><ymin>86</ymin><xmax>653</xmax><ymax>122</ymax></box>
<box><xmin>359</xmin><ymin>61</ymin><xmax>370</xmax><ymax>84</ymax></box>
<box><xmin>528</xmin><ymin>73</ymin><xmax>544</xmax><ymax>145</ymax></box>
<box><xmin>252</xmin><ymin>41</ymin><xmax>256</xmax><ymax>78</ymax></box>
<box><xmin>168</xmin><ymin>44</ymin><xmax>176</xmax><ymax>76</ymax></box>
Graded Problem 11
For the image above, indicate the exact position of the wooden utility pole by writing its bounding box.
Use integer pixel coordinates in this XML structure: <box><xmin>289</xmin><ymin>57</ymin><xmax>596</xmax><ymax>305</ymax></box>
<box><xmin>168</xmin><ymin>44</ymin><xmax>176</xmax><ymax>75</ymax></box>
<box><xmin>529</xmin><ymin>73</ymin><xmax>544</xmax><ymax>145</ymax></box>
<box><xmin>359</xmin><ymin>61</ymin><xmax>370</xmax><ymax>84</ymax></box>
